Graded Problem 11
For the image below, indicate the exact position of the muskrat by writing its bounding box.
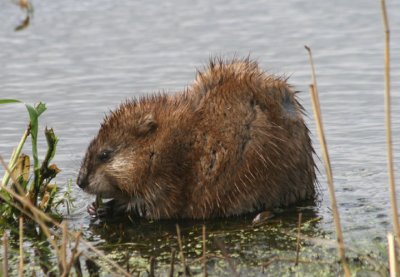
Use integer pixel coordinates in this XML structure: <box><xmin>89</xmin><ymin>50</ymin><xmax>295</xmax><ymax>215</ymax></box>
<box><xmin>77</xmin><ymin>58</ymin><xmax>316</xmax><ymax>220</ymax></box>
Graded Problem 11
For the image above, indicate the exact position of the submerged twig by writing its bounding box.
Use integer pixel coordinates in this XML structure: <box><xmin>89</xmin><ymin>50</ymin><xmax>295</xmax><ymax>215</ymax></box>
<box><xmin>169</xmin><ymin>248</ymin><xmax>176</xmax><ymax>277</ymax></box>
<box><xmin>305</xmin><ymin>45</ymin><xmax>351</xmax><ymax>277</ymax></box>
<box><xmin>176</xmin><ymin>224</ymin><xmax>187</xmax><ymax>277</ymax></box>
<box><xmin>214</xmin><ymin>238</ymin><xmax>239</xmax><ymax>277</ymax></box>
<box><xmin>202</xmin><ymin>225</ymin><xmax>208</xmax><ymax>277</ymax></box>
<box><xmin>149</xmin><ymin>256</ymin><xmax>155</xmax><ymax>277</ymax></box>
<box><xmin>380</xmin><ymin>0</ymin><xmax>400</xmax><ymax>242</ymax></box>
<box><xmin>295</xmin><ymin>213</ymin><xmax>302</xmax><ymax>266</ymax></box>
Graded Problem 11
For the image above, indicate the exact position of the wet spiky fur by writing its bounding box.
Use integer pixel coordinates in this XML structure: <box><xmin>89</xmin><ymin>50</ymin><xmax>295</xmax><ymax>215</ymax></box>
<box><xmin>77</xmin><ymin>57</ymin><xmax>316</xmax><ymax>220</ymax></box>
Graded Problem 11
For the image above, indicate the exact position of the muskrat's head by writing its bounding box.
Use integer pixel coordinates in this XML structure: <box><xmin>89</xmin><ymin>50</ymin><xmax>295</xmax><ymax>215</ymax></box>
<box><xmin>77</xmin><ymin>101</ymin><xmax>158</xmax><ymax>201</ymax></box>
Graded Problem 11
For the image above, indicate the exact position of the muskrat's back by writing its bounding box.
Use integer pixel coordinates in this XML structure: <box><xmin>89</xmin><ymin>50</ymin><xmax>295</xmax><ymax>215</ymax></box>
<box><xmin>77</xmin><ymin>58</ymin><xmax>316</xmax><ymax>220</ymax></box>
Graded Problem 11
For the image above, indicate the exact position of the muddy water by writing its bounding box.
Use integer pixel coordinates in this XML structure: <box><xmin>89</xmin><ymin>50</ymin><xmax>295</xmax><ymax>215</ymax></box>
<box><xmin>1</xmin><ymin>0</ymin><xmax>400</xmax><ymax>275</ymax></box>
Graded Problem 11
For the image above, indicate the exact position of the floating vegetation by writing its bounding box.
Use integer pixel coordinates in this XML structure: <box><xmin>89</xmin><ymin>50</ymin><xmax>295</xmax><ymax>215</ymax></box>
<box><xmin>10</xmin><ymin>0</ymin><xmax>33</xmax><ymax>31</ymax></box>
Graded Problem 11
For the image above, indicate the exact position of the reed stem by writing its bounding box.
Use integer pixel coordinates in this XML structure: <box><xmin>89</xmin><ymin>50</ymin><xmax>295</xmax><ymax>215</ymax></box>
<box><xmin>18</xmin><ymin>217</ymin><xmax>24</xmax><ymax>277</ymax></box>
<box><xmin>60</xmin><ymin>221</ymin><xmax>68</xmax><ymax>275</ymax></box>
<box><xmin>387</xmin><ymin>233</ymin><xmax>398</xmax><ymax>277</ymax></box>
<box><xmin>380</xmin><ymin>0</ymin><xmax>400</xmax><ymax>242</ymax></box>
<box><xmin>305</xmin><ymin>46</ymin><xmax>351</xmax><ymax>277</ymax></box>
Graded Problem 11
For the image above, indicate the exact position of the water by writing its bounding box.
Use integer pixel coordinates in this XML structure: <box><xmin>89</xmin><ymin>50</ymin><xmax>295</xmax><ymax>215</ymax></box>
<box><xmin>1</xmin><ymin>0</ymin><xmax>400</xmax><ymax>275</ymax></box>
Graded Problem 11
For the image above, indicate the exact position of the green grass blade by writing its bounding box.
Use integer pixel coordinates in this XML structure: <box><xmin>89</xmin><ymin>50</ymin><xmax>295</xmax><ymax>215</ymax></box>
<box><xmin>35</xmin><ymin>102</ymin><xmax>46</xmax><ymax>117</ymax></box>
<box><xmin>25</xmin><ymin>103</ymin><xmax>47</xmax><ymax>170</ymax></box>
<box><xmin>1</xmin><ymin>129</ymin><xmax>30</xmax><ymax>187</ymax></box>
<box><xmin>0</xmin><ymin>99</ymin><xmax>21</xmax><ymax>105</ymax></box>
<box><xmin>25</xmin><ymin>102</ymin><xmax>47</xmax><ymax>205</ymax></box>
<box><xmin>25</xmin><ymin>104</ymin><xmax>40</xmax><ymax>170</ymax></box>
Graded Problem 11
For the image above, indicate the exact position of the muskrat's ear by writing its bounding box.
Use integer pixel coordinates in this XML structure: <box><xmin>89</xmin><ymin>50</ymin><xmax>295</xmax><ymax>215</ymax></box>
<box><xmin>137</xmin><ymin>114</ymin><xmax>157</xmax><ymax>135</ymax></box>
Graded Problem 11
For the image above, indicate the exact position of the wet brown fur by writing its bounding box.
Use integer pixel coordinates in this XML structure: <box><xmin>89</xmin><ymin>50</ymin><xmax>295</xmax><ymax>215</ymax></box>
<box><xmin>77</xmin><ymin>57</ymin><xmax>316</xmax><ymax>220</ymax></box>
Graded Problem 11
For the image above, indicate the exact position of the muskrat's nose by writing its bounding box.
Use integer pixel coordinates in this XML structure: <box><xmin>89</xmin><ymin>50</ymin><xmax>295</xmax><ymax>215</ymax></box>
<box><xmin>77</xmin><ymin>173</ymin><xmax>87</xmax><ymax>189</ymax></box>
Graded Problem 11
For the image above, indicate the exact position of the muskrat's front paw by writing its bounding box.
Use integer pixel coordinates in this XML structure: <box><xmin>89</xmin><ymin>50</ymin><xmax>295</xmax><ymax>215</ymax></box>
<box><xmin>87</xmin><ymin>201</ymin><xmax>111</xmax><ymax>219</ymax></box>
<box><xmin>87</xmin><ymin>202</ymin><xmax>99</xmax><ymax>218</ymax></box>
<box><xmin>87</xmin><ymin>199</ymin><xmax>119</xmax><ymax>220</ymax></box>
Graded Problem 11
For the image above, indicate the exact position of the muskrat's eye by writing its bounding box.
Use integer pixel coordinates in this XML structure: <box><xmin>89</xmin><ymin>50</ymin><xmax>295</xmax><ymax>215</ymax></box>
<box><xmin>98</xmin><ymin>150</ymin><xmax>111</xmax><ymax>162</ymax></box>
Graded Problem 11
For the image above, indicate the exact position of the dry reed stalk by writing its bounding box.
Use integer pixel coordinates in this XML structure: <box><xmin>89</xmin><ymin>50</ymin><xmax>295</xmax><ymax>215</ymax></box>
<box><xmin>387</xmin><ymin>233</ymin><xmax>397</xmax><ymax>277</ymax></box>
<box><xmin>305</xmin><ymin>46</ymin><xmax>351</xmax><ymax>277</ymax></box>
<box><xmin>60</xmin><ymin>221</ymin><xmax>68</xmax><ymax>275</ymax></box>
<box><xmin>63</xmin><ymin>232</ymin><xmax>82</xmax><ymax>277</ymax></box>
<box><xmin>0</xmin><ymin>155</ymin><xmax>60</xmax><ymax>259</ymax></box>
<box><xmin>295</xmin><ymin>213</ymin><xmax>302</xmax><ymax>266</ymax></box>
<box><xmin>3</xmin><ymin>232</ymin><xmax>9</xmax><ymax>277</ymax></box>
<box><xmin>202</xmin><ymin>225</ymin><xmax>208</xmax><ymax>277</ymax></box>
<box><xmin>18</xmin><ymin>217</ymin><xmax>24</xmax><ymax>277</ymax></box>
<box><xmin>214</xmin><ymin>238</ymin><xmax>239</xmax><ymax>277</ymax></box>
<box><xmin>380</xmin><ymin>0</ymin><xmax>400</xmax><ymax>242</ymax></box>
<box><xmin>176</xmin><ymin>224</ymin><xmax>187</xmax><ymax>277</ymax></box>
<box><xmin>169</xmin><ymin>248</ymin><xmax>176</xmax><ymax>277</ymax></box>
<box><xmin>2</xmin><ymin>186</ymin><xmax>62</xmax><ymax>266</ymax></box>
<box><xmin>0</xmin><ymin>156</ymin><xmax>132</xmax><ymax>277</ymax></box>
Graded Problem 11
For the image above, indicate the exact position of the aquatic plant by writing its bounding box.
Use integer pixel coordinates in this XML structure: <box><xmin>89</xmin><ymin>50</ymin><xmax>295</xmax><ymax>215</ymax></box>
<box><xmin>0</xmin><ymin>100</ymin><xmax>132</xmax><ymax>276</ymax></box>
<box><xmin>0</xmin><ymin>100</ymin><xmax>61</xmax><ymax>222</ymax></box>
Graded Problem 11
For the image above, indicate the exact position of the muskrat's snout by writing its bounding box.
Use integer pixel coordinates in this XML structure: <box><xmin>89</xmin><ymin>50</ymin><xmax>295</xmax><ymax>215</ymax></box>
<box><xmin>76</xmin><ymin>147</ymin><xmax>121</xmax><ymax>199</ymax></box>
<box><xmin>77</xmin><ymin>169</ymin><xmax>88</xmax><ymax>189</ymax></box>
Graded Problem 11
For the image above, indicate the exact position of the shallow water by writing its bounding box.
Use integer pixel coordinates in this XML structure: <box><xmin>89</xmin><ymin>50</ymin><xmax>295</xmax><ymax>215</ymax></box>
<box><xmin>1</xmin><ymin>0</ymin><xmax>400</xmax><ymax>275</ymax></box>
